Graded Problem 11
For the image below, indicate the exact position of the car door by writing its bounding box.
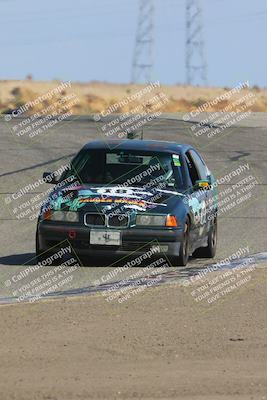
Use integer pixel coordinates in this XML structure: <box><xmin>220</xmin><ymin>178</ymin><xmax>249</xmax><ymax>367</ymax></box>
<box><xmin>184</xmin><ymin>150</ymin><xmax>210</xmax><ymax>243</ymax></box>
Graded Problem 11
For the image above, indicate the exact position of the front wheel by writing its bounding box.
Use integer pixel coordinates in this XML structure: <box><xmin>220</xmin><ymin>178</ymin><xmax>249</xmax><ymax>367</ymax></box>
<box><xmin>194</xmin><ymin>219</ymin><xmax>217</xmax><ymax>258</ymax></box>
<box><xmin>35</xmin><ymin>230</ymin><xmax>44</xmax><ymax>263</ymax></box>
<box><xmin>173</xmin><ymin>218</ymin><xmax>190</xmax><ymax>267</ymax></box>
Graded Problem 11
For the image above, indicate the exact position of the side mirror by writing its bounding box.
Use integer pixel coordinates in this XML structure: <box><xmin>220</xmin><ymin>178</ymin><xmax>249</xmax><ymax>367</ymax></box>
<box><xmin>194</xmin><ymin>179</ymin><xmax>210</xmax><ymax>190</ymax></box>
<box><xmin>43</xmin><ymin>172</ymin><xmax>58</xmax><ymax>184</ymax></box>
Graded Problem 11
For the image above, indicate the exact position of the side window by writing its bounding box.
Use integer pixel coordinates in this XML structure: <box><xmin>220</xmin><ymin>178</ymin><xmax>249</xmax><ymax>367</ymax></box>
<box><xmin>185</xmin><ymin>151</ymin><xmax>200</xmax><ymax>185</ymax></box>
<box><xmin>189</xmin><ymin>150</ymin><xmax>208</xmax><ymax>180</ymax></box>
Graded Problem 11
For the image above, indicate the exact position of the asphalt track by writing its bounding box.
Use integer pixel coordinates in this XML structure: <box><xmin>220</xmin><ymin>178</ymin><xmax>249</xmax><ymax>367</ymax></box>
<box><xmin>0</xmin><ymin>113</ymin><xmax>267</xmax><ymax>303</ymax></box>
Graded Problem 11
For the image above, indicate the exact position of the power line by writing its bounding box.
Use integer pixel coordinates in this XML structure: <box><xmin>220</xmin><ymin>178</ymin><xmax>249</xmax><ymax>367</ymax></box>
<box><xmin>131</xmin><ymin>0</ymin><xmax>208</xmax><ymax>85</ymax></box>
<box><xmin>185</xmin><ymin>0</ymin><xmax>207</xmax><ymax>85</ymax></box>
<box><xmin>131</xmin><ymin>0</ymin><xmax>155</xmax><ymax>83</ymax></box>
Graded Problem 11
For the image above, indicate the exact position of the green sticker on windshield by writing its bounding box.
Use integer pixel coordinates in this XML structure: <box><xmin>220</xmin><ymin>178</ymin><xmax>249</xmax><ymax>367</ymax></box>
<box><xmin>172</xmin><ymin>154</ymin><xmax>181</xmax><ymax>167</ymax></box>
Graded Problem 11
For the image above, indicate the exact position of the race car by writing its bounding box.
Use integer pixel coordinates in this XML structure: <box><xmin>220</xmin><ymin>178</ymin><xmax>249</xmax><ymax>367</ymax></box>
<box><xmin>36</xmin><ymin>139</ymin><xmax>218</xmax><ymax>266</ymax></box>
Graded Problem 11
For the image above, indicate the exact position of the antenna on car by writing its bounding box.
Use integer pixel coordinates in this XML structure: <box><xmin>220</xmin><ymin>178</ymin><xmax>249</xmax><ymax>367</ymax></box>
<box><xmin>126</xmin><ymin>128</ymin><xmax>144</xmax><ymax>140</ymax></box>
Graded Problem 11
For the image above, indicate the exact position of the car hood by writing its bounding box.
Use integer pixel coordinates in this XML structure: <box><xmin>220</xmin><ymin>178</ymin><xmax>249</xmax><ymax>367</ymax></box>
<box><xmin>46</xmin><ymin>184</ymin><xmax>185</xmax><ymax>214</ymax></box>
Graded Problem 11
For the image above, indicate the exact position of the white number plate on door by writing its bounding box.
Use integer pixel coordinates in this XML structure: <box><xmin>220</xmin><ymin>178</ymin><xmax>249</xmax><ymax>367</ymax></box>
<box><xmin>90</xmin><ymin>230</ymin><xmax>121</xmax><ymax>246</ymax></box>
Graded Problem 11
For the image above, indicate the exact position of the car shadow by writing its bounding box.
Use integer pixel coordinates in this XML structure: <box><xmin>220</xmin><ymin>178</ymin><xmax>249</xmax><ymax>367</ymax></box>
<box><xmin>0</xmin><ymin>253</ymin><xmax>36</xmax><ymax>266</ymax></box>
<box><xmin>0</xmin><ymin>252</ymin><xmax>117</xmax><ymax>267</ymax></box>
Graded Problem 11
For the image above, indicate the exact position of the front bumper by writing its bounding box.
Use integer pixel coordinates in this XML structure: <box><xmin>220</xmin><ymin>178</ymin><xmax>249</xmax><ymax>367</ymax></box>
<box><xmin>37</xmin><ymin>221</ymin><xmax>183</xmax><ymax>259</ymax></box>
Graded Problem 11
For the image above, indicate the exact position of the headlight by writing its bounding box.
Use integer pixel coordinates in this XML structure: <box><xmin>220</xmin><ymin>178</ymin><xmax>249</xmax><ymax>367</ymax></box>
<box><xmin>136</xmin><ymin>214</ymin><xmax>166</xmax><ymax>226</ymax></box>
<box><xmin>50</xmin><ymin>211</ymin><xmax>65</xmax><ymax>221</ymax></box>
<box><xmin>50</xmin><ymin>211</ymin><xmax>79</xmax><ymax>222</ymax></box>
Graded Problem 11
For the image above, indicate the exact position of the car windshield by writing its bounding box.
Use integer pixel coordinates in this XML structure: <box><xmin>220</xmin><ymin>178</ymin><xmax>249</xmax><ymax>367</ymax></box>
<box><xmin>62</xmin><ymin>149</ymin><xmax>184</xmax><ymax>190</ymax></box>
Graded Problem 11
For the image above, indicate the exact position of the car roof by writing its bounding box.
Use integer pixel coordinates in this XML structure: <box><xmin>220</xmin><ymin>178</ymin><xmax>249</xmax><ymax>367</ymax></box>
<box><xmin>83</xmin><ymin>139</ymin><xmax>192</xmax><ymax>154</ymax></box>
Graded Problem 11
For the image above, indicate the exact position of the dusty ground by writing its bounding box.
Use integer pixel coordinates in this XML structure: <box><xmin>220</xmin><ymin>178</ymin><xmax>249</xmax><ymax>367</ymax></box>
<box><xmin>0</xmin><ymin>267</ymin><xmax>266</xmax><ymax>400</ymax></box>
<box><xmin>1</xmin><ymin>79</ymin><xmax>267</xmax><ymax>114</ymax></box>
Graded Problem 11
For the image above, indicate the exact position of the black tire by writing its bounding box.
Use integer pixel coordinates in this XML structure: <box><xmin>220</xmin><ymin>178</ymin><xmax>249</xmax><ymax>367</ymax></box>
<box><xmin>35</xmin><ymin>230</ymin><xmax>44</xmax><ymax>263</ymax></box>
<box><xmin>194</xmin><ymin>218</ymin><xmax>217</xmax><ymax>258</ymax></box>
<box><xmin>173</xmin><ymin>217</ymin><xmax>190</xmax><ymax>267</ymax></box>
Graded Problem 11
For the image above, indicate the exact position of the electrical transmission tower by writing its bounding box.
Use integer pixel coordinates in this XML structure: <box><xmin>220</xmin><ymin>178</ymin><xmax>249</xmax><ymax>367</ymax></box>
<box><xmin>131</xmin><ymin>0</ymin><xmax>154</xmax><ymax>83</ymax></box>
<box><xmin>185</xmin><ymin>0</ymin><xmax>207</xmax><ymax>85</ymax></box>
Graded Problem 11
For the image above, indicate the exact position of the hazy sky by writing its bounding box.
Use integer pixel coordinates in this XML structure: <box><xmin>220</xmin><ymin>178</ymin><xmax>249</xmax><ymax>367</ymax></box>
<box><xmin>0</xmin><ymin>0</ymin><xmax>266</xmax><ymax>87</ymax></box>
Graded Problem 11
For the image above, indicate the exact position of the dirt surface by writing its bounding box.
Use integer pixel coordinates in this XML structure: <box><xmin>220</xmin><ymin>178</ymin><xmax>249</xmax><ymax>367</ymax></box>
<box><xmin>1</xmin><ymin>79</ymin><xmax>267</xmax><ymax>114</ymax></box>
<box><xmin>0</xmin><ymin>267</ymin><xmax>266</xmax><ymax>400</ymax></box>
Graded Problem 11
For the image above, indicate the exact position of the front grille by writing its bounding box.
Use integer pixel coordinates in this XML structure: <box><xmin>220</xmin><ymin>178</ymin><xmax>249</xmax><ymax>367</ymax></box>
<box><xmin>84</xmin><ymin>212</ymin><xmax>129</xmax><ymax>228</ymax></box>
<box><xmin>107</xmin><ymin>214</ymin><xmax>129</xmax><ymax>228</ymax></box>
<box><xmin>84</xmin><ymin>213</ymin><xmax>105</xmax><ymax>227</ymax></box>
